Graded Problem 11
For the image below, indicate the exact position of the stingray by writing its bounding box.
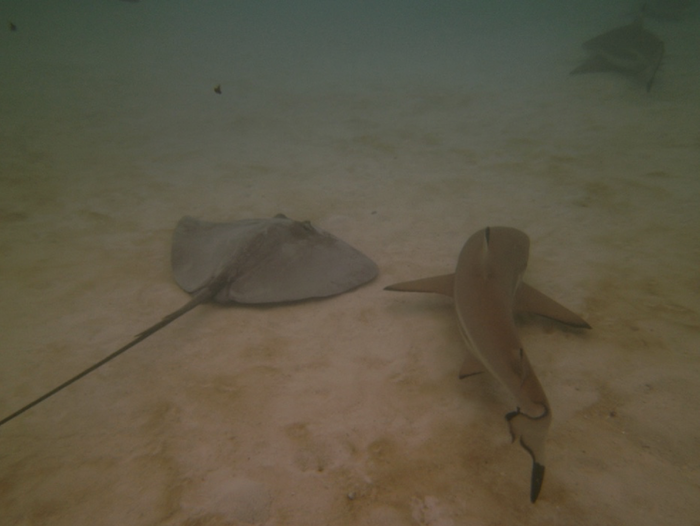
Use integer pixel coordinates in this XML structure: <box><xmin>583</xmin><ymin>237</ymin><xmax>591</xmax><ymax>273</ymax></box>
<box><xmin>570</xmin><ymin>13</ymin><xmax>665</xmax><ymax>91</ymax></box>
<box><xmin>0</xmin><ymin>214</ymin><xmax>378</xmax><ymax>427</ymax></box>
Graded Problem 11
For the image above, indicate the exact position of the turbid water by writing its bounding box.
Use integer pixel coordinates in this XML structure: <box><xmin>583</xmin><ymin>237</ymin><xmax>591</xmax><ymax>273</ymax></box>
<box><xmin>1</xmin><ymin>1</ymin><xmax>699</xmax><ymax>524</ymax></box>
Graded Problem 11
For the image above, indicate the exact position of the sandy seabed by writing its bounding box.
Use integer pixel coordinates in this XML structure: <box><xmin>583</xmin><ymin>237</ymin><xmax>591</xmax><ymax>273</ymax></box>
<box><xmin>1</xmin><ymin>1</ymin><xmax>699</xmax><ymax>525</ymax></box>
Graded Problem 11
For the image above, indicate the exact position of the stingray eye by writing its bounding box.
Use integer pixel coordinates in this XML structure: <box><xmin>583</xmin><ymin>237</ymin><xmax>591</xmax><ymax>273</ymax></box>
<box><xmin>301</xmin><ymin>220</ymin><xmax>315</xmax><ymax>232</ymax></box>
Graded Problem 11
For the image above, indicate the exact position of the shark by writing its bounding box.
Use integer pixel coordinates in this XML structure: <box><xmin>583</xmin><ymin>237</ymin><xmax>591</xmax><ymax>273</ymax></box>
<box><xmin>385</xmin><ymin>227</ymin><xmax>591</xmax><ymax>502</ymax></box>
<box><xmin>570</xmin><ymin>12</ymin><xmax>665</xmax><ymax>92</ymax></box>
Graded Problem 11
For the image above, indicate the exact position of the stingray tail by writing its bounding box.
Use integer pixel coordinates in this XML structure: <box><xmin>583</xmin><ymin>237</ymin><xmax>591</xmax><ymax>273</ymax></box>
<box><xmin>506</xmin><ymin>405</ymin><xmax>551</xmax><ymax>503</ymax></box>
<box><xmin>133</xmin><ymin>286</ymin><xmax>214</xmax><ymax>340</ymax></box>
<box><xmin>0</xmin><ymin>285</ymin><xmax>220</xmax><ymax>428</ymax></box>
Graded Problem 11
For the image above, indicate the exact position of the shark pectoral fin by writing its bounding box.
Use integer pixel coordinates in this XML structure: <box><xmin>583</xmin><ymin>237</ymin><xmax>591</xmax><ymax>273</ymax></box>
<box><xmin>506</xmin><ymin>405</ymin><xmax>551</xmax><ymax>503</ymax></box>
<box><xmin>570</xmin><ymin>54</ymin><xmax>617</xmax><ymax>74</ymax></box>
<box><xmin>515</xmin><ymin>282</ymin><xmax>591</xmax><ymax>329</ymax></box>
<box><xmin>458</xmin><ymin>351</ymin><xmax>484</xmax><ymax>379</ymax></box>
<box><xmin>384</xmin><ymin>273</ymin><xmax>455</xmax><ymax>297</ymax></box>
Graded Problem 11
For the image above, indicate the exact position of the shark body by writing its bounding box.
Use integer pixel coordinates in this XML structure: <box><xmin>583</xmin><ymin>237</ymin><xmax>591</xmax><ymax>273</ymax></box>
<box><xmin>385</xmin><ymin>227</ymin><xmax>591</xmax><ymax>502</ymax></box>
<box><xmin>570</xmin><ymin>13</ymin><xmax>664</xmax><ymax>92</ymax></box>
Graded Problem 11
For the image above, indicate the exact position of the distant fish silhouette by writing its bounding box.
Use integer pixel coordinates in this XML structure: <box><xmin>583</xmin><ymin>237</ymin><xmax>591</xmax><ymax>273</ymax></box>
<box><xmin>9</xmin><ymin>21</ymin><xmax>17</xmax><ymax>31</ymax></box>
<box><xmin>571</xmin><ymin>13</ymin><xmax>665</xmax><ymax>91</ymax></box>
<box><xmin>214</xmin><ymin>84</ymin><xmax>222</xmax><ymax>94</ymax></box>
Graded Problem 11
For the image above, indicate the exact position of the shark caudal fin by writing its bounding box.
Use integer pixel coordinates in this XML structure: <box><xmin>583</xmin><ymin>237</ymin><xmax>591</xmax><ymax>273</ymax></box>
<box><xmin>506</xmin><ymin>405</ymin><xmax>551</xmax><ymax>502</ymax></box>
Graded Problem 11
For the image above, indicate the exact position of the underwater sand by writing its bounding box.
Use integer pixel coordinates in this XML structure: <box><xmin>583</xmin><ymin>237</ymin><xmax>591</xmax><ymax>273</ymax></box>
<box><xmin>1</xmin><ymin>1</ymin><xmax>699</xmax><ymax>524</ymax></box>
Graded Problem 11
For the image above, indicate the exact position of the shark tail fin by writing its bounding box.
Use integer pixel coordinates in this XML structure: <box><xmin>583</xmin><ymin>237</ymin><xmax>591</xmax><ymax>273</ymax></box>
<box><xmin>515</xmin><ymin>282</ymin><xmax>591</xmax><ymax>329</ymax></box>
<box><xmin>506</xmin><ymin>405</ymin><xmax>551</xmax><ymax>503</ymax></box>
<box><xmin>384</xmin><ymin>273</ymin><xmax>454</xmax><ymax>297</ymax></box>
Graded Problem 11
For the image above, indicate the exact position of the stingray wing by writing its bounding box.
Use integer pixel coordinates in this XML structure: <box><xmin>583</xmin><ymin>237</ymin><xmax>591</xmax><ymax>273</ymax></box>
<box><xmin>171</xmin><ymin>216</ymin><xmax>264</xmax><ymax>294</ymax></box>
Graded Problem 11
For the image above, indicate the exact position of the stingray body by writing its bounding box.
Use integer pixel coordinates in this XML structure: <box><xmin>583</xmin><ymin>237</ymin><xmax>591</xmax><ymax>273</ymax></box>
<box><xmin>0</xmin><ymin>214</ymin><xmax>377</xmax><ymax>427</ymax></box>
<box><xmin>172</xmin><ymin>215</ymin><xmax>378</xmax><ymax>304</ymax></box>
<box><xmin>571</xmin><ymin>15</ymin><xmax>664</xmax><ymax>91</ymax></box>
<box><xmin>385</xmin><ymin>227</ymin><xmax>590</xmax><ymax>502</ymax></box>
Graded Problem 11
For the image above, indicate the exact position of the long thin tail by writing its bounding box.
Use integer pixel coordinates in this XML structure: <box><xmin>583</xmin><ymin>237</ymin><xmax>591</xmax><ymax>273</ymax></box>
<box><xmin>0</xmin><ymin>287</ymin><xmax>214</xmax><ymax>428</ymax></box>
